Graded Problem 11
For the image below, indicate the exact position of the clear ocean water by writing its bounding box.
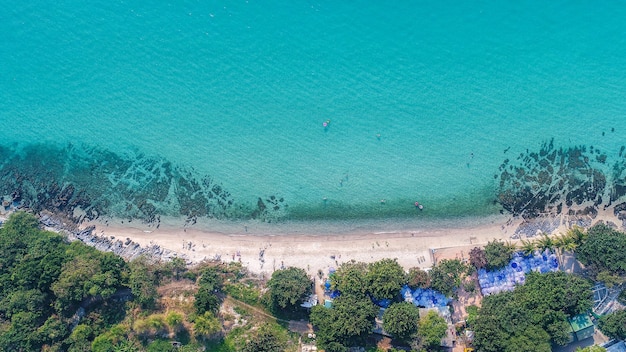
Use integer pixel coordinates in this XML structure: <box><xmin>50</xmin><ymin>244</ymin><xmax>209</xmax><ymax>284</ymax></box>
<box><xmin>2</xmin><ymin>1</ymin><xmax>626</xmax><ymax>231</ymax></box>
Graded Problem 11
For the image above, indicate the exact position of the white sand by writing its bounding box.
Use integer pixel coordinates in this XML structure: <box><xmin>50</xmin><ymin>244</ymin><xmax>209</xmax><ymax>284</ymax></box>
<box><xmin>85</xmin><ymin>214</ymin><xmax>527</xmax><ymax>277</ymax></box>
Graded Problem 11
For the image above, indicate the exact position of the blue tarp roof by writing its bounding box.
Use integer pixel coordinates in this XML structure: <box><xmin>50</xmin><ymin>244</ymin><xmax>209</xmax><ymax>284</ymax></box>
<box><xmin>478</xmin><ymin>249</ymin><xmax>559</xmax><ymax>295</ymax></box>
<box><xmin>401</xmin><ymin>285</ymin><xmax>449</xmax><ymax>308</ymax></box>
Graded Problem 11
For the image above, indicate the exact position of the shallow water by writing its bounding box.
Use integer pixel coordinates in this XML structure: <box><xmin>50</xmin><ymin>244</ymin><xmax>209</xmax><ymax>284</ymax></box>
<box><xmin>2</xmin><ymin>1</ymin><xmax>626</xmax><ymax>230</ymax></box>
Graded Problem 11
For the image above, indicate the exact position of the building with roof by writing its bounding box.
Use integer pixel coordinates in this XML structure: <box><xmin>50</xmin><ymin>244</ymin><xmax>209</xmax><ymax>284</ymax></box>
<box><xmin>568</xmin><ymin>314</ymin><xmax>594</xmax><ymax>342</ymax></box>
<box><xmin>605</xmin><ymin>340</ymin><xmax>626</xmax><ymax>352</ymax></box>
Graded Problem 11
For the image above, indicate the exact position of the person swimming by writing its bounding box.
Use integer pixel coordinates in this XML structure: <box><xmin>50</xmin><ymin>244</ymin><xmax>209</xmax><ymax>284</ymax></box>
<box><xmin>415</xmin><ymin>201</ymin><xmax>423</xmax><ymax>210</ymax></box>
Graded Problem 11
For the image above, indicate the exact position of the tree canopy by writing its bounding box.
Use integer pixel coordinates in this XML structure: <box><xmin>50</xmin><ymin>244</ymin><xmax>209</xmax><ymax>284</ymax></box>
<box><xmin>367</xmin><ymin>258</ymin><xmax>406</xmax><ymax>301</ymax></box>
<box><xmin>407</xmin><ymin>267</ymin><xmax>430</xmax><ymax>289</ymax></box>
<box><xmin>382</xmin><ymin>302</ymin><xmax>420</xmax><ymax>342</ymax></box>
<box><xmin>266</xmin><ymin>266</ymin><xmax>311</xmax><ymax>311</ymax></box>
<box><xmin>242</xmin><ymin>323</ymin><xmax>287</xmax><ymax>352</ymax></box>
<box><xmin>484</xmin><ymin>239</ymin><xmax>515</xmax><ymax>270</ymax></box>
<box><xmin>330</xmin><ymin>260</ymin><xmax>369</xmax><ymax>297</ymax></box>
<box><xmin>0</xmin><ymin>212</ymin><xmax>130</xmax><ymax>351</ymax></box>
<box><xmin>428</xmin><ymin>259</ymin><xmax>468</xmax><ymax>296</ymax></box>
<box><xmin>577</xmin><ymin>224</ymin><xmax>626</xmax><ymax>275</ymax></box>
<box><xmin>194</xmin><ymin>266</ymin><xmax>224</xmax><ymax>315</ymax></box>
<box><xmin>598</xmin><ymin>309</ymin><xmax>626</xmax><ymax>340</ymax></box>
<box><xmin>417</xmin><ymin>310</ymin><xmax>447</xmax><ymax>350</ymax></box>
<box><xmin>310</xmin><ymin>295</ymin><xmax>377</xmax><ymax>350</ymax></box>
<box><xmin>472</xmin><ymin>271</ymin><xmax>592</xmax><ymax>352</ymax></box>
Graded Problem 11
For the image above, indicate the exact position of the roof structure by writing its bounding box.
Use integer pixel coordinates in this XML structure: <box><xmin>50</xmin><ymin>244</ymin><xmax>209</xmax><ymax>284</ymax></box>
<box><xmin>606</xmin><ymin>341</ymin><xmax>626</xmax><ymax>352</ymax></box>
<box><xmin>568</xmin><ymin>314</ymin><xmax>594</xmax><ymax>341</ymax></box>
<box><xmin>478</xmin><ymin>249</ymin><xmax>559</xmax><ymax>295</ymax></box>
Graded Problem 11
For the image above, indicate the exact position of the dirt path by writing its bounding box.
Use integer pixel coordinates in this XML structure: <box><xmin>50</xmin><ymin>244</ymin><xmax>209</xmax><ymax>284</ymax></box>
<box><xmin>224</xmin><ymin>296</ymin><xmax>312</xmax><ymax>333</ymax></box>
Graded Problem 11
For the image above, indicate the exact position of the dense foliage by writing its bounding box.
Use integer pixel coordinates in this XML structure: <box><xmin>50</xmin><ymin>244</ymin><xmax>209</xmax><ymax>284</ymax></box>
<box><xmin>194</xmin><ymin>266</ymin><xmax>224</xmax><ymax>315</ymax></box>
<box><xmin>0</xmin><ymin>212</ymin><xmax>131</xmax><ymax>351</ymax></box>
<box><xmin>266</xmin><ymin>267</ymin><xmax>311</xmax><ymax>311</ymax></box>
<box><xmin>484</xmin><ymin>240</ymin><xmax>515</xmax><ymax>270</ymax></box>
<box><xmin>241</xmin><ymin>323</ymin><xmax>288</xmax><ymax>352</ymax></box>
<box><xmin>428</xmin><ymin>259</ymin><xmax>468</xmax><ymax>296</ymax></box>
<box><xmin>382</xmin><ymin>302</ymin><xmax>420</xmax><ymax>342</ymax></box>
<box><xmin>472</xmin><ymin>271</ymin><xmax>592</xmax><ymax>352</ymax></box>
<box><xmin>598</xmin><ymin>309</ymin><xmax>626</xmax><ymax>340</ymax></box>
<box><xmin>577</xmin><ymin>224</ymin><xmax>626</xmax><ymax>275</ymax></box>
<box><xmin>406</xmin><ymin>267</ymin><xmax>430</xmax><ymax>289</ymax></box>
<box><xmin>416</xmin><ymin>310</ymin><xmax>447</xmax><ymax>350</ymax></box>
<box><xmin>330</xmin><ymin>260</ymin><xmax>369</xmax><ymax>297</ymax></box>
<box><xmin>310</xmin><ymin>295</ymin><xmax>378</xmax><ymax>351</ymax></box>
<box><xmin>576</xmin><ymin>346</ymin><xmax>606</xmax><ymax>352</ymax></box>
<box><xmin>367</xmin><ymin>259</ymin><xmax>406</xmax><ymax>301</ymax></box>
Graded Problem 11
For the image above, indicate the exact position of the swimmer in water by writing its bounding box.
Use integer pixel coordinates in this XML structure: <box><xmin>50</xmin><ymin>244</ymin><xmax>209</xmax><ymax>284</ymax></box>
<box><xmin>415</xmin><ymin>201</ymin><xmax>423</xmax><ymax>210</ymax></box>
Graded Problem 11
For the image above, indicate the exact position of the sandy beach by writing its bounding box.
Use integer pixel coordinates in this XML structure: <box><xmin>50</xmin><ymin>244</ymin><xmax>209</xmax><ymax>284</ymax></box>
<box><xmin>84</xmin><ymin>215</ymin><xmax>530</xmax><ymax>277</ymax></box>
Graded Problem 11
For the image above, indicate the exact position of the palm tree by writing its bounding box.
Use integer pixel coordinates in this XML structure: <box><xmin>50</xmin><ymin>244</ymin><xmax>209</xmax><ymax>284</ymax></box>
<box><xmin>519</xmin><ymin>239</ymin><xmax>536</xmax><ymax>257</ymax></box>
<box><xmin>565</xmin><ymin>225</ymin><xmax>588</xmax><ymax>249</ymax></box>
<box><xmin>535</xmin><ymin>233</ymin><xmax>554</xmax><ymax>252</ymax></box>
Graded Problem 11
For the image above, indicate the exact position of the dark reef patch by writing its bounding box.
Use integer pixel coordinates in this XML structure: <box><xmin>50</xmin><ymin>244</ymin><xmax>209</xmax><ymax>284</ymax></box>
<box><xmin>0</xmin><ymin>143</ymin><xmax>285</xmax><ymax>225</ymax></box>
<box><xmin>495</xmin><ymin>139</ymin><xmax>626</xmax><ymax>219</ymax></box>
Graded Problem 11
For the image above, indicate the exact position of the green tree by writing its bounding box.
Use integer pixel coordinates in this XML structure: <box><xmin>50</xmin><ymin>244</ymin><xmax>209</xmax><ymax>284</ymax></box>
<box><xmin>407</xmin><ymin>267</ymin><xmax>430</xmax><ymax>289</ymax></box>
<box><xmin>382</xmin><ymin>302</ymin><xmax>420</xmax><ymax>342</ymax></box>
<box><xmin>429</xmin><ymin>259</ymin><xmax>467</xmax><ymax>296</ymax></box>
<box><xmin>330</xmin><ymin>260</ymin><xmax>369</xmax><ymax>297</ymax></box>
<box><xmin>519</xmin><ymin>239</ymin><xmax>536</xmax><ymax>257</ymax></box>
<box><xmin>417</xmin><ymin>310</ymin><xmax>447</xmax><ymax>349</ymax></box>
<box><xmin>473</xmin><ymin>271</ymin><xmax>592</xmax><ymax>352</ymax></box>
<box><xmin>266</xmin><ymin>267</ymin><xmax>311</xmax><ymax>311</ymax></box>
<box><xmin>194</xmin><ymin>266</ymin><xmax>224</xmax><ymax>314</ymax></box>
<box><xmin>577</xmin><ymin>224</ymin><xmax>626</xmax><ymax>275</ymax></box>
<box><xmin>367</xmin><ymin>259</ymin><xmax>406</xmax><ymax>301</ymax></box>
<box><xmin>193</xmin><ymin>311</ymin><xmax>221</xmax><ymax>339</ymax></box>
<box><xmin>167</xmin><ymin>257</ymin><xmax>187</xmax><ymax>280</ymax></box>
<box><xmin>242</xmin><ymin>323</ymin><xmax>287</xmax><ymax>352</ymax></box>
<box><xmin>310</xmin><ymin>295</ymin><xmax>377</xmax><ymax>350</ymax></box>
<box><xmin>128</xmin><ymin>256</ymin><xmax>158</xmax><ymax>309</ymax></box>
<box><xmin>598</xmin><ymin>309</ymin><xmax>626</xmax><ymax>340</ymax></box>
<box><xmin>576</xmin><ymin>346</ymin><xmax>606</xmax><ymax>352</ymax></box>
<box><xmin>484</xmin><ymin>240</ymin><xmax>515</xmax><ymax>270</ymax></box>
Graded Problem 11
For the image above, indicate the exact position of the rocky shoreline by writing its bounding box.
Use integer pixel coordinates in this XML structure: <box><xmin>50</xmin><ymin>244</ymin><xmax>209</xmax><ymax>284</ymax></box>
<box><xmin>38</xmin><ymin>212</ymin><xmax>188</xmax><ymax>264</ymax></box>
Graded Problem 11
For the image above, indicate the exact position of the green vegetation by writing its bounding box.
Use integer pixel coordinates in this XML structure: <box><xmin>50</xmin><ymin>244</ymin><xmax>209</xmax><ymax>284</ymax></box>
<box><xmin>428</xmin><ymin>259</ymin><xmax>469</xmax><ymax>296</ymax></box>
<box><xmin>0</xmin><ymin>212</ymin><xmax>299</xmax><ymax>351</ymax></box>
<box><xmin>330</xmin><ymin>260</ymin><xmax>369</xmax><ymax>297</ymax></box>
<box><xmin>484</xmin><ymin>239</ymin><xmax>516</xmax><ymax>270</ymax></box>
<box><xmin>241</xmin><ymin>323</ymin><xmax>288</xmax><ymax>352</ymax></box>
<box><xmin>472</xmin><ymin>271</ymin><xmax>592</xmax><ymax>352</ymax></box>
<box><xmin>382</xmin><ymin>302</ymin><xmax>420</xmax><ymax>342</ymax></box>
<box><xmin>367</xmin><ymin>259</ymin><xmax>406</xmax><ymax>301</ymax></box>
<box><xmin>0</xmin><ymin>212</ymin><xmax>130</xmax><ymax>351</ymax></box>
<box><xmin>416</xmin><ymin>310</ymin><xmax>447</xmax><ymax>350</ymax></box>
<box><xmin>310</xmin><ymin>295</ymin><xmax>378</xmax><ymax>351</ymax></box>
<box><xmin>598</xmin><ymin>309</ymin><xmax>626</xmax><ymax>340</ymax></box>
<box><xmin>576</xmin><ymin>346</ymin><xmax>606</xmax><ymax>352</ymax></box>
<box><xmin>194</xmin><ymin>266</ymin><xmax>224</xmax><ymax>315</ymax></box>
<box><xmin>577</xmin><ymin>223</ymin><xmax>626</xmax><ymax>276</ymax></box>
<box><xmin>406</xmin><ymin>267</ymin><xmax>430</xmax><ymax>289</ymax></box>
<box><xmin>266</xmin><ymin>267</ymin><xmax>311</xmax><ymax>312</ymax></box>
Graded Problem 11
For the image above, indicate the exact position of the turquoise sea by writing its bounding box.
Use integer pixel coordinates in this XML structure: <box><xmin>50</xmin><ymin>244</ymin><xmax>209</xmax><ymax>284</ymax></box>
<box><xmin>2</xmin><ymin>1</ymin><xmax>626</xmax><ymax>232</ymax></box>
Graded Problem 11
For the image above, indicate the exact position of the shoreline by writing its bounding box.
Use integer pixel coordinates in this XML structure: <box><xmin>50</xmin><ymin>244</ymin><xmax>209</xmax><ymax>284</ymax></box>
<box><xmin>84</xmin><ymin>214</ymin><xmax>523</xmax><ymax>277</ymax></box>
<box><xmin>3</xmin><ymin>205</ymin><xmax>621</xmax><ymax>278</ymax></box>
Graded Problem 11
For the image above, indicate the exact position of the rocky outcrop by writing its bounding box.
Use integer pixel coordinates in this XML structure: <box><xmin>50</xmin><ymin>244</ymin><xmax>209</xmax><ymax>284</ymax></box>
<box><xmin>39</xmin><ymin>213</ymin><xmax>188</xmax><ymax>263</ymax></box>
